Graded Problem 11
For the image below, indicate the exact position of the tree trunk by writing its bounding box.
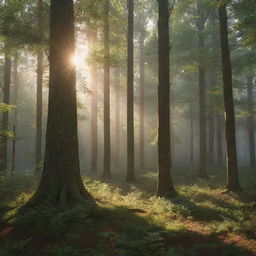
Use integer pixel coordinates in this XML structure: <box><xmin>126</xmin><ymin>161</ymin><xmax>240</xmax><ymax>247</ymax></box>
<box><xmin>196</xmin><ymin>5</ymin><xmax>208</xmax><ymax>178</ymax></box>
<box><xmin>0</xmin><ymin>51</ymin><xmax>11</xmax><ymax>172</ymax></box>
<box><xmin>12</xmin><ymin>54</ymin><xmax>19</xmax><ymax>176</ymax></box>
<box><xmin>190</xmin><ymin>103</ymin><xmax>194</xmax><ymax>164</ymax></box>
<box><xmin>90</xmin><ymin>31</ymin><xmax>98</xmax><ymax>173</ymax></box>
<box><xmin>126</xmin><ymin>0</ymin><xmax>135</xmax><ymax>182</ymax></box>
<box><xmin>26</xmin><ymin>0</ymin><xmax>92</xmax><ymax>208</ymax></box>
<box><xmin>139</xmin><ymin>28</ymin><xmax>145</xmax><ymax>170</ymax></box>
<box><xmin>216</xmin><ymin>113</ymin><xmax>224</xmax><ymax>167</ymax></box>
<box><xmin>157</xmin><ymin>0</ymin><xmax>176</xmax><ymax>198</ymax></box>
<box><xmin>11</xmin><ymin>125</ymin><xmax>16</xmax><ymax>177</ymax></box>
<box><xmin>208</xmin><ymin>106</ymin><xmax>215</xmax><ymax>167</ymax></box>
<box><xmin>114</xmin><ymin>68</ymin><xmax>120</xmax><ymax>168</ymax></box>
<box><xmin>102</xmin><ymin>0</ymin><xmax>111</xmax><ymax>179</ymax></box>
<box><xmin>247</xmin><ymin>75</ymin><xmax>255</xmax><ymax>169</ymax></box>
<box><xmin>219</xmin><ymin>4</ymin><xmax>241</xmax><ymax>191</ymax></box>
<box><xmin>36</xmin><ymin>0</ymin><xmax>44</xmax><ymax>172</ymax></box>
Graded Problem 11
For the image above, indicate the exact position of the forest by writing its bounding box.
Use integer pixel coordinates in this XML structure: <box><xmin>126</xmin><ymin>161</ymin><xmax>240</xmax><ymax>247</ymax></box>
<box><xmin>0</xmin><ymin>0</ymin><xmax>256</xmax><ymax>255</ymax></box>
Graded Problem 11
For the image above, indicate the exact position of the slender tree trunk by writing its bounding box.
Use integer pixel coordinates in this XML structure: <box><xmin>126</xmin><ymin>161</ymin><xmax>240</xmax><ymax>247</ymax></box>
<box><xmin>36</xmin><ymin>0</ymin><xmax>44</xmax><ymax>171</ymax></box>
<box><xmin>208</xmin><ymin>106</ymin><xmax>215</xmax><ymax>167</ymax></box>
<box><xmin>114</xmin><ymin>68</ymin><xmax>120</xmax><ymax>168</ymax></box>
<box><xmin>157</xmin><ymin>0</ymin><xmax>176</xmax><ymax>198</ymax></box>
<box><xmin>196</xmin><ymin>6</ymin><xmax>208</xmax><ymax>178</ymax></box>
<box><xmin>219</xmin><ymin>4</ymin><xmax>241</xmax><ymax>191</ymax></box>
<box><xmin>90</xmin><ymin>31</ymin><xmax>98</xmax><ymax>173</ymax></box>
<box><xmin>11</xmin><ymin>125</ymin><xmax>16</xmax><ymax>177</ymax></box>
<box><xmin>102</xmin><ymin>0</ymin><xmax>111</xmax><ymax>179</ymax></box>
<box><xmin>0</xmin><ymin>51</ymin><xmax>11</xmax><ymax>172</ymax></box>
<box><xmin>247</xmin><ymin>75</ymin><xmax>255</xmax><ymax>169</ymax></box>
<box><xmin>190</xmin><ymin>103</ymin><xmax>194</xmax><ymax>164</ymax></box>
<box><xmin>139</xmin><ymin>29</ymin><xmax>145</xmax><ymax>170</ymax></box>
<box><xmin>216</xmin><ymin>113</ymin><xmax>224</xmax><ymax>167</ymax></box>
<box><xmin>126</xmin><ymin>0</ymin><xmax>135</xmax><ymax>182</ymax></box>
<box><xmin>25</xmin><ymin>0</ymin><xmax>92</xmax><ymax>208</ymax></box>
<box><xmin>12</xmin><ymin>54</ymin><xmax>19</xmax><ymax>176</ymax></box>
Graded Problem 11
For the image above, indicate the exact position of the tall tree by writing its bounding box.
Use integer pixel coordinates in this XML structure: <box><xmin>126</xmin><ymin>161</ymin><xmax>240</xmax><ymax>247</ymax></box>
<box><xmin>89</xmin><ymin>30</ymin><xmax>98</xmax><ymax>173</ymax></box>
<box><xmin>196</xmin><ymin>1</ymin><xmax>208</xmax><ymax>178</ymax></box>
<box><xmin>218</xmin><ymin>2</ymin><xmax>241</xmax><ymax>191</ymax></box>
<box><xmin>114</xmin><ymin>68</ymin><xmax>120</xmax><ymax>168</ymax></box>
<box><xmin>157</xmin><ymin>0</ymin><xmax>176</xmax><ymax>198</ymax></box>
<box><xmin>126</xmin><ymin>0</ymin><xmax>135</xmax><ymax>182</ymax></box>
<box><xmin>246</xmin><ymin>75</ymin><xmax>255</xmax><ymax>169</ymax></box>
<box><xmin>11</xmin><ymin>53</ymin><xmax>19</xmax><ymax>176</ymax></box>
<box><xmin>26</xmin><ymin>0</ymin><xmax>91</xmax><ymax>207</ymax></box>
<box><xmin>0</xmin><ymin>50</ymin><xmax>11</xmax><ymax>171</ymax></box>
<box><xmin>102</xmin><ymin>0</ymin><xmax>111</xmax><ymax>179</ymax></box>
<box><xmin>139</xmin><ymin>27</ymin><xmax>146</xmax><ymax>170</ymax></box>
<box><xmin>35</xmin><ymin>0</ymin><xmax>44</xmax><ymax>171</ymax></box>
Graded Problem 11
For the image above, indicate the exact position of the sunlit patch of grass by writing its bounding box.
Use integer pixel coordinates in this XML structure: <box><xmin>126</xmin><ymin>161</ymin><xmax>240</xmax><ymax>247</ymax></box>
<box><xmin>0</xmin><ymin>169</ymin><xmax>255</xmax><ymax>255</ymax></box>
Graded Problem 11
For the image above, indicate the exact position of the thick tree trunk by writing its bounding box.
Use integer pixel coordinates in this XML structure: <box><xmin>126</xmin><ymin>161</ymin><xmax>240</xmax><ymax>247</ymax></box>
<box><xmin>36</xmin><ymin>0</ymin><xmax>44</xmax><ymax>171</ymax></box>
<box><xmin>114</xmin><ymin>68</ymin><xmax>120</xmax><ymax>168</ymax></box>
<box><xmin>216</xmin><ymin>113</ymin><xmax>224</xmax><ymax>167</ymax></box>
<box><xmin>26</xmin><ymin>0</ymin><xmax>92</xmax><ymax>208</ymax></box>
<box><xmin>219</xmin><ymin>4</ymin><xmax>241</xmax><ymax>191</ymax></box>
<box><xmin>247</xmin><ymin>75</ymin><xmax>255</xmax><ymax>169</ymax></box>
<box><xmin>90</xmin><ymin>31</ymin><xmax>98</xmax><ymax>173</ymax></box>
<box><xmin>157</xmin><ymin>0</ymin><xmax>176</xmax><ymax>198</ymax></box>
<box><xmin>139</xmin><ymin>29</ymin><xmax>145</xmax><ymax>170</ymax></box>
<box><xmin>196</xmin><ymin>6</ymin><xmax>208</xmax><ymax>178</ymax></box>
<box><xmin>0</xmin><ymin>51</ymin><xmax>11</xmax><ymax>172</ymax></box>
<box><xmin>102</xmin><ymin>0</ymin><xmax>111</xmax><ymax>179</ymax></box>
<box><xmin>126</xmin><ymin>0</ymin><xmax>135</xmax><ymax>182</ymax></box>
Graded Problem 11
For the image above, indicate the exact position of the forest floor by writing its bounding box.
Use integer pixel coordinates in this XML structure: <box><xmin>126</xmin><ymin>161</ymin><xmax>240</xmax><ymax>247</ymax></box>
<box><xmin>0</xmin><ymin>167</ymin><xmax>256</xmax><ymax>256</ymax></box>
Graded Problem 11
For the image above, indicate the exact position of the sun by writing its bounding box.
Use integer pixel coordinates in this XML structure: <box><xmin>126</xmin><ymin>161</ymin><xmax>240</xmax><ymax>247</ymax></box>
<box><xmin>71</xmin><ymin>53</ymin><xmax>84</xmax><ymax>67</ymax></box>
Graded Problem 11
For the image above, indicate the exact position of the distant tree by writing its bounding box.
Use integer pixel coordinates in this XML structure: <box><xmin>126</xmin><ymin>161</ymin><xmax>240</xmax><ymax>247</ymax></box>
<box><xmin>89</xmin><ymin>29</ymin><xmax>98</xmax><ymax>173</ymax></box>
<box><xmin>218</xmin><ymin>2</ymin><xmax>241</xmax><ymax>191</ymax></box>
<box><xmin>157</xmin><ymin>0</ymin><xmax>176</xmax><ymax>198</ymax></box>
<box><xmin>26</xmin><ymin>0</ymin><xmax>92</xmax><ymax>207</ymax></box>
<box><xmin>246</xmin><ymin>75</ymin><xmax>255</xmax><ymax>169</ymax></box>
<box><xmin>126</xmin><ymin>0</ymin><xmax>135</xmax><ymax>182</ymax></box>
<box><xmin>102</xmin><ymin>0</ymin><xmax>111</xmax><ymax>179</ymax></box>
<box><xmin>195</xmin><ymin>1</ymin><xmax>208</xmax><ymax>178</ymax></box>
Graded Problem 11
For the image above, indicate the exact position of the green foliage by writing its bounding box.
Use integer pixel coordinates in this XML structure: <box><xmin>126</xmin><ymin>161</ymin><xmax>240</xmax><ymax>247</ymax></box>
<box><xmin>0</xmin><ymin>238</ymin><xmax>31</xmax><ymax>256</ymax></box>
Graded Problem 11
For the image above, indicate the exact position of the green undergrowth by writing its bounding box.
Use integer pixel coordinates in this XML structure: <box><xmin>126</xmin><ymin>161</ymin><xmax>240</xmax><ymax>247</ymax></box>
<box><xmin>0</xmin><ymin>168</ymin><xmax>255</xmax><ymax>255</ymax></box>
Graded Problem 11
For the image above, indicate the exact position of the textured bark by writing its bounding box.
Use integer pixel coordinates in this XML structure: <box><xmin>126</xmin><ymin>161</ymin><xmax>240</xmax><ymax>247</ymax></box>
<box><xmin>114</xmin><ymin>68</ymin><xmax>120</xmax><ymax>168</ymax></box>
<box><xmin>102</xmin><ymin>0</ymin><xmax>111</xmax><ymax>179</ymax></box>
<box><xmin>157</xmin><ymin>0</ymin><xmax>176</xmax><ymax>198</ymax></box>
<box><xmin>90</xmin><ymin>31</ymin><xmax>98</xmax><ymax>173</ymax></box>
<box><xmin>247</xmin><ymin>75</ymin><xmax>255</xmax><ymax>169</ymax></box>
<box><xmin>126</xmin><ymin>0</ymin><xmax>135</xmax><ymax>182</ymax></box>
<box><xmin>35</xmin><ymin>0</ymin><xmax>44</xmax><ymax>171</ymax></box>
<box><xmin>26</xmin><ymin>0</ymin><xmax>92</xmax><ymax>208</ymax></box>
<box><xmin>216</xmin><ymin>113</ymin><xmax>224</xmax><ymax>167</ymax></box>
<box><xmin>196</xmin><ymin>4</ymin><xmax>208</xmax><ymax>178</ymax></box>
<box><xmin>0</xmin><ymin>51</ymin><xmax>11</xmax><ymax>171</ymax></box>
<box><xmin>139</xmin><ymin>29</ymin><xmax>145</xmax><ymax>170</ymax></box>
<box><xmin>219</xmin><ymin>4</ymin><xmax>241</xmax><ymax>191</ymax></box>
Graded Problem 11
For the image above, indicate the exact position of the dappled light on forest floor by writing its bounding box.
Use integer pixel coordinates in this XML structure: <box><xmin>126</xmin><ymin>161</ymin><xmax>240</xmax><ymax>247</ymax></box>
<box><xmin>0</xmin><ymin>171</ymin><xmax>255</xmax><ymax>255</ymax></box>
